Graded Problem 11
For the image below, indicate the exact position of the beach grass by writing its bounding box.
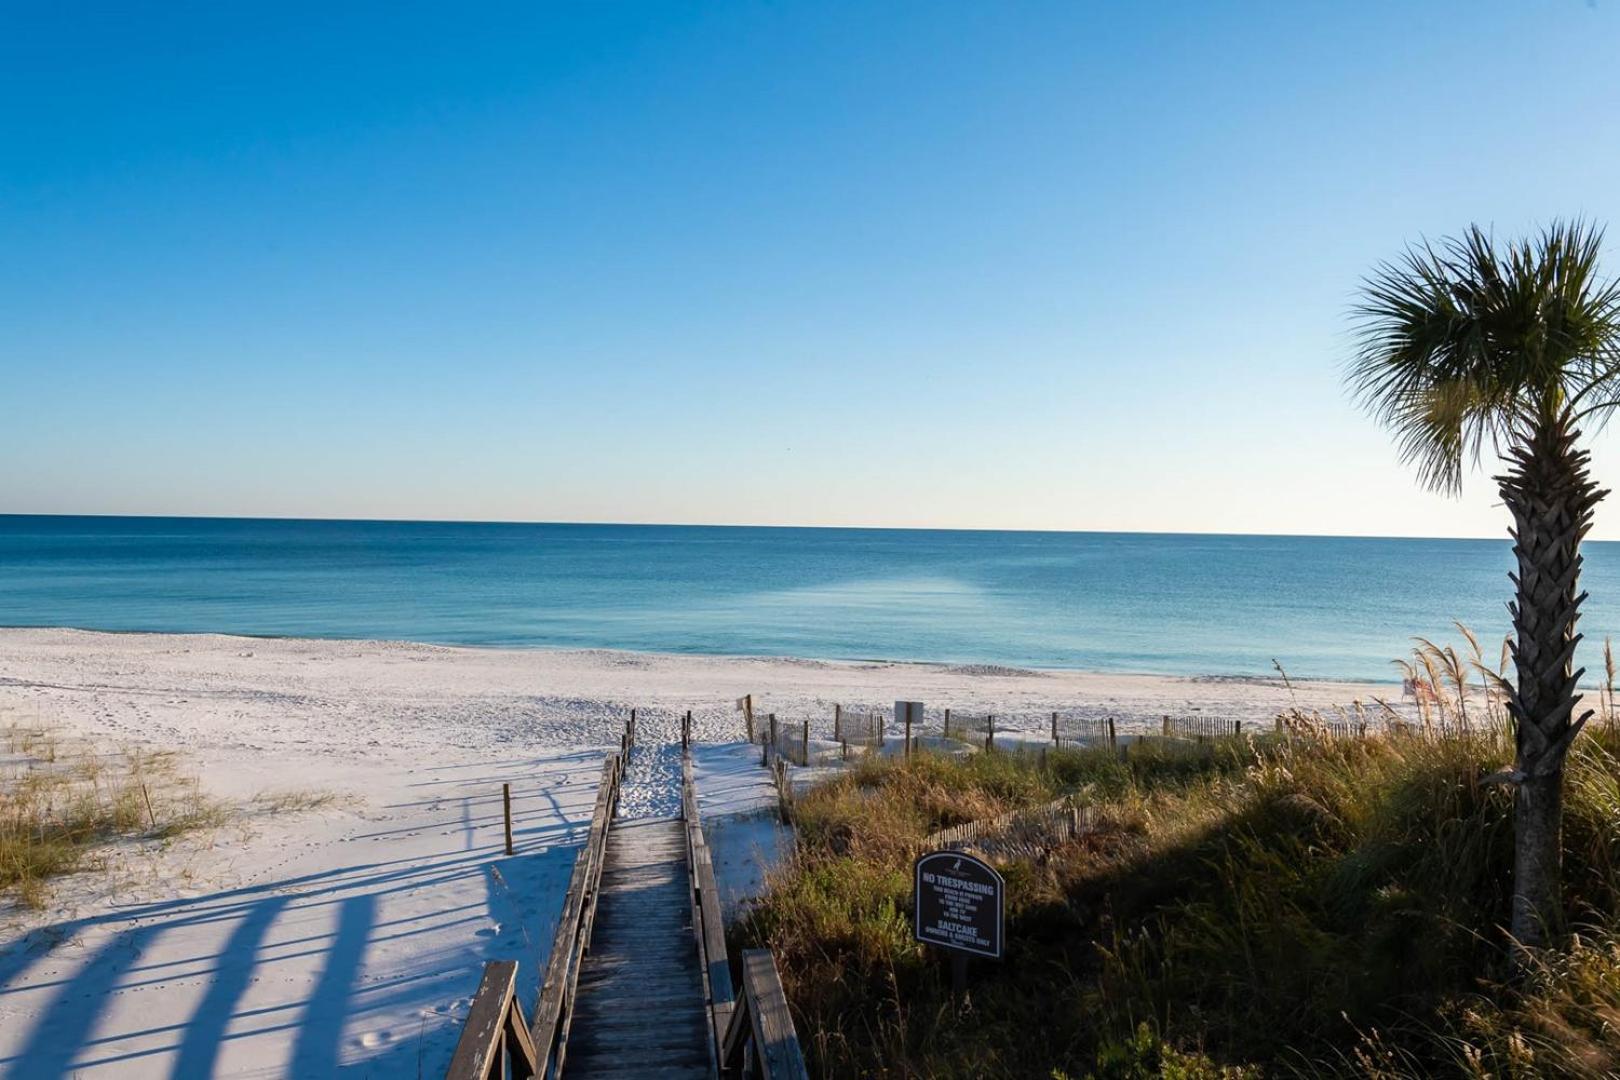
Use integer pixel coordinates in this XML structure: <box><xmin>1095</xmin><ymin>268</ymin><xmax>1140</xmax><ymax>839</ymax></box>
<box><xmin>1</xmin><ymin>717</ymin><xmax>230</xmax><ymax>908</ymax></box>
<box><xmin>740</xmin><ymin>721</ymin><xmax>1620</xmax><ymax>1077</ymax></box>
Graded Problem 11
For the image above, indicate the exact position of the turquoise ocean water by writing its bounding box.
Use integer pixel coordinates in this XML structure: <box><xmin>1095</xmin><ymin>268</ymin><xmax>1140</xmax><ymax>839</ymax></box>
<box><xmin>2</xmin><ymin>515</ymin><xmax>1616</xmax><ymax>683</ymax></box>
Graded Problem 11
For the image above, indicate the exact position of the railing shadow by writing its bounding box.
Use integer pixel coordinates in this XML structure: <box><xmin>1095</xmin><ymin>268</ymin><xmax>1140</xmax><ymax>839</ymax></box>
<box><xmin>0</xmin><ymin>756</ymin><xmax>602</xmax><ymax>1078</ymax></box>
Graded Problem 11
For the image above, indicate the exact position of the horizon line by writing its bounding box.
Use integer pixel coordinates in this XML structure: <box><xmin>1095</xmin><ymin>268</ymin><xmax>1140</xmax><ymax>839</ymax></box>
<box><xmin>0</xmin><ymin>509</ymin><xmax>1519</xmax><ymax>544</ymax></box>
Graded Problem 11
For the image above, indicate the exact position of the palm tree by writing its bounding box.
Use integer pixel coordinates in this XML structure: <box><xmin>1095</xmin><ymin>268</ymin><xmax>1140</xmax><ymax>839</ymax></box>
<box><xmin>1348</xmin><ymin>221</ymin><xmax>1620</xmax><ymax>963</ymax></box>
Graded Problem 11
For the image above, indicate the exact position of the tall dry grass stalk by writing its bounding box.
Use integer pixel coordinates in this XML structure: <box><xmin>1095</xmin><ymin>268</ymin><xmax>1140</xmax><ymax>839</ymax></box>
<box><xmin>1387</xmin><ymin>624</ymin><xmax>1513</xmax><ymax>739</ymax></box>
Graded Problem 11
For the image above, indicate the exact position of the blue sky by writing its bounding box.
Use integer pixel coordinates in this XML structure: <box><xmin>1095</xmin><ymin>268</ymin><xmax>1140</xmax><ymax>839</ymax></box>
<box><xmin>4</xmin><ymin>2</ymin><xmax>1620</xmax><ymax>536</ymax></box>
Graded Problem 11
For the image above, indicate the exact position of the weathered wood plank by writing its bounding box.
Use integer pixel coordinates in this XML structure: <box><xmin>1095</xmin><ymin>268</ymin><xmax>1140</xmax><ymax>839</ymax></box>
<box><xmin>682</xmin><ymin>755</ymin><xmax>735</xmax><ymax>1071</ymax></box>
<box><xmin>531</xmin><ymin>752</ymin><xmax>623</xmax><ymax>1073</ymax></box>
<box><xmin>741</xmin><ymin>950</ymin><xmax>809</xmax><ymax>1080</ymax></box>
<box><xmin>564</xmin><ymin>815</ymin><xmax>713</xmax><ymax>1078</ymax></box>
<box><xmin>445</xmin><ymin>960</ymin><xmax>536</xmax><ymax>1080</ymax></box>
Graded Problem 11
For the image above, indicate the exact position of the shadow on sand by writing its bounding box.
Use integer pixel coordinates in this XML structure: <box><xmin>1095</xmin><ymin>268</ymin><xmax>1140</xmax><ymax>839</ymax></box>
<box><xmin>0</xmin><ymin>752</ymin><xmax>602</xmax><ymax>1079</ymax></box>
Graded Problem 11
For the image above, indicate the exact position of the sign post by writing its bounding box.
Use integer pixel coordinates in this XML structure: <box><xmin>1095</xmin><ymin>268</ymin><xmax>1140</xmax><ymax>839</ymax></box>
<box><xmin>895</xmin><ymin>700</ymin><xmax>923</xmax><ymax>757</ymax></box>
<box><xmin>913</xmin><ymin>850</ymin><xmax>1003</xmax><ymax>996</ymax></box>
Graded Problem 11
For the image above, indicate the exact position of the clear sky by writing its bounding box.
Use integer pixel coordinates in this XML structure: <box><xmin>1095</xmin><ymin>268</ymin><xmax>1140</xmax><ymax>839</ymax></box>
<box><xmin>5</xmin><ymin>2</ymin><xmax>1620</xmax><ymax>537</ymax></box>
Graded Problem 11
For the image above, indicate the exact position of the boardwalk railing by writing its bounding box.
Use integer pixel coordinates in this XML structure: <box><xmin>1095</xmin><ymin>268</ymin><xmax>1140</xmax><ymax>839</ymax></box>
<box><xmin>683</xmin><ymin>749</ymin><xmax>809</xmax><ymax>1079</ymax></box>
<box><xmin>530</xmin><ymin>741</ymin><xmax>627</xmax><ymax>1075</ymax></box>
<box><xmin>444</xmin><ymin>960</ymin><xmax>541</xmax><ymax>1080</ymax></box>
<box><xmin>720</xmin><ymin>950</ymin><xmax>810</xmax><ymax>1080</ymax></box>
<box><xmin>445</xmin><ymin>719</ymin><xmax>630</xmax><ymax>1080</ymax></box>
<box><xmin>682</xmin><ymin>757</ymin><xmax>734</xmax><ymax>1068</ymax></box>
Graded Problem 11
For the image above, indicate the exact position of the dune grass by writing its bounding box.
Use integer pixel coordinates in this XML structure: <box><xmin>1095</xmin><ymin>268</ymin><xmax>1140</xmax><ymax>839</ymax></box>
<box><xmin>739</xmin><ymin>723</ymin><xmax>1620</xmax><ymax>1077</ymax></box>
<box><xmin>1</xmin><ymin>718</ymin><xmax>231</xmax><ymax>908</ymax></box>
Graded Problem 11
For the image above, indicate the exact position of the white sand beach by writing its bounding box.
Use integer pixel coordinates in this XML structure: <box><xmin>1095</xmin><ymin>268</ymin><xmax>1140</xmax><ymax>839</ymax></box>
<box><xmin>0</xmin><ymin>628</ymin><xmax>1394</xmax><ymax>1077</ymax></box>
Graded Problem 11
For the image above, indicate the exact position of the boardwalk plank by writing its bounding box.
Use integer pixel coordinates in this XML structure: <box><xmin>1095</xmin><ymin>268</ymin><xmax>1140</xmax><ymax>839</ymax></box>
<box><xmin>563</xmin><ymin>815</ymin><xmax>714</xmax><ymax>1078</ymax></box>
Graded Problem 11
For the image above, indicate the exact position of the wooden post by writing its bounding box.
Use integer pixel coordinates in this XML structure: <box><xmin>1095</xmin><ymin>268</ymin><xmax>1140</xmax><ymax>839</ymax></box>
<box><xmin>1051</xmin><ymin>711</ymin><xmax>1059</xmax><ymax>748</ymax></box>
<box><xmin>944</xmin><ymin>708</ymin><xmax>952</xmax><ymax>738</ymax></box>
<box><xmin>841</xmin><ymin>738</ymin><xmax>849</xmax><ymax>761</ymax></box>
<box><xmin>801</xmin><ymin>719</ymin><xmax>809</xmax><ymax>766</ymax></box>
<box><xmin>739</xmin><ymin>694</ymin><xmax>755</xmax><ymax>742</ymax></box>
<box><xmin>834</xmin><ymin>704</ymin><xmax>843</xmax><ymax>741</ymax></box>
<box><xmin>629</xmin><ymin>708</ymin><xmax>636</xmax><ymax>748</ymax></box>
<box><xmin>502</xmin><ymin>783</ymin><xmax>514</xmax><ymax>856</ymax></box>
<box><xmin>1108</xmin><ymin>716</ymin><xmax>1117</xmax><ymax>750</ymax></box>
<box><xmin>986</xmin><ymin>714</ymin><xmax>995</xmax><ymax>753</ymax></box>
<box><xmin>1235</xmin><ymin>719</ymin><xmax>1242</xmax><ymax>737</ymax></box>
<box><xmin>904</xmin><ymin>712</ymin><xmax>912</xmax><ymax>757</ymax></box>
<box><xmin>1162</xmin><ymin>714</ymin><xmax>1170</xmax><ymax>736</ymax></box>
<box><xmin>770</xmin><ymin>714</ymin><xmax>778</xmax><ymax>756</ymax></box>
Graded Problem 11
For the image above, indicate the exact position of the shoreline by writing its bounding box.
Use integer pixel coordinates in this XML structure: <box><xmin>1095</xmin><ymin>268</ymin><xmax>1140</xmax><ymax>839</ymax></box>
<box><xmin>0</xmin><ymin>623</ymin><xmax>1404</xmax><ymax>688</ymax></box>
<box><xmin>0</xmin><ymin>624</ymin><xmax>1408</xmax><ymax>780</ymax></box>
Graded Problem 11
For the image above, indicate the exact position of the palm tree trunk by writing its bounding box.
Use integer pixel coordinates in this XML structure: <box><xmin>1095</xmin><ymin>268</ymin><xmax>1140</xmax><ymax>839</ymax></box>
<box><xmin>1496</xmin><ymin>411</ymin><xmax>1607</xmax><ymax>964</ymax></box>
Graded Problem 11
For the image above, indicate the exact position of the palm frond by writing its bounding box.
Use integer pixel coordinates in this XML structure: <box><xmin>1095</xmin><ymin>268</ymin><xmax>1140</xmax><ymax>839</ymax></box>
<box><xmin>1347</xmin><ymin>220</ymin><xmax>1620</xmax><ymax>492</ymax></box>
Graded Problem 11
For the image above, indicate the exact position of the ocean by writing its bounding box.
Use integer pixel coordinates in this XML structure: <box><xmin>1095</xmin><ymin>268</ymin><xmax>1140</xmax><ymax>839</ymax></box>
<box><xmin>1</xmin><ymin>514</ymin><xmax>1613</xmax><ymax>683</ymax></box>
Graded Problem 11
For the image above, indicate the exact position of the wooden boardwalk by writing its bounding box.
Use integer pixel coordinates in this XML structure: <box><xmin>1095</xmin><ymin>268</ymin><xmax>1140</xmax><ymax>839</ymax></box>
<box><xmin>564</xmin><ymin>816</ymin><xmax>713</xmax><ymax>1077</ymax></box>
<box><xmin>445</xmin><ymin>731</ymin><xmax>806</xmax><ymax>1080</ymax></box>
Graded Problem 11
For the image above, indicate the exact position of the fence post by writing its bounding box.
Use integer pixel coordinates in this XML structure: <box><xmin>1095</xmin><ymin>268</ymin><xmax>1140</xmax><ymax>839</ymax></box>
<box><xmin>1107</xmin><ymin>716</ymin><xmax>1116</xmax><ymax>750</ymax></box>
<box><xmin>834</xmin><ymin>704</ymin><xmax>843</xmax><ymax>741</ymax></box>
<box><xmin>944</xmin><ymin>708</ymin><xmax>952</xmax><ymax>738</ymax></box>
<box><xmin>802</xmin><ymin>719</ymin><xmax>810</xmax><ymax>766</ymax></box>
<box><xmin>739</xmin><ymin>694</ymin><xmax>755</xmax><ymax>742</ymax></box>
<box><xmin>1235</xmin><ymin>719</ymin><xmax>1242</xmax><ymax>737</ymax></box>
<box><xmin>1162</xmin><ymin>715</ymin><xmax>1170</xmax><ymax>737</ymax></box>
<box><xmin>503</xmin><ymin>783</ymin><xmax>514</xmax><ymax>856</ymax></box>
<box><xmin>1051</xmin><ymin>711</ymin><xmax>1059</xmax><ymax>748</ymax></box>
<box><xmin>905</xmin><ymin>712</ymin><xmax>912</xmax><ymax>757</ymax></box>
<box><xmin>842</xmin><ymin>738</ymin><xmax>849</xmax><ymax>761</ymax></box>
<box><xmin>987</xmin><ymin>714</ymin><xmax>995</xmax><ymax>753</ymax></box>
